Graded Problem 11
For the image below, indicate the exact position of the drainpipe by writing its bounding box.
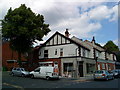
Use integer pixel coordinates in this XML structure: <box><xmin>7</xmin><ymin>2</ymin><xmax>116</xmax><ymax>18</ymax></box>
<box><xmin>75</xmin><ymin>48</ymin><xmax>79</xmax><ymax>78</ymax></box>
<box><xmin>95</xmin><ymin>57</ymin><xmax>98</xmax><ymax>70</ymax></box>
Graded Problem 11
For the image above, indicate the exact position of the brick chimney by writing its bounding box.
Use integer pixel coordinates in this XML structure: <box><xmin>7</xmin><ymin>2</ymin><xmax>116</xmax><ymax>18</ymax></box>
<box><xmin>65</xmin><ymin>29</ymin><xmax>70</xmax><ymax>38</ymax></box>
<box><xmin>92</xmin><ymin>36</ymin><xmax>95</xmax><ymax>44</ymax></box>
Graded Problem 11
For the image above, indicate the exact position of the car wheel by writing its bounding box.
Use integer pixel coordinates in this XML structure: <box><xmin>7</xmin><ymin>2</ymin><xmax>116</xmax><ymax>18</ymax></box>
<box><xmin>111</xmin><ymin>76</ymin><xmax>114</xmax><ymax>80</ymax></box>
<box><xmin>21</xmin><ymin>74</ymin><xmax>25</xmax><ymax>77</ymax></box>
<box><xmin>31</xmin><ymin>74</ymin><xmax>34</xmax><ymax>79</ymax></box>
<box><xmin>57</xmin><ymin>78</ymin><xmax>60</xmax><ymax>80</ymax></box>
<box><xmin>46</xmin><ymin>76</ymin><xmax>50</xmax><ymax>80</ymax></box>
<box><xmin>106</xmin><ymin>77</ymin><xmax>109</xmax><ymax>81</ymax></box>
<box><xmin>11</xmin><ymin>73</ymin><xmax>14</xmax><ymax>76</ymax></box>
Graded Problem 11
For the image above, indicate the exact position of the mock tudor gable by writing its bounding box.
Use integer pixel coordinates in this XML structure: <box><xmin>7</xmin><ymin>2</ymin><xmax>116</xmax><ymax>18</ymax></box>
<box><xmin>39</xmin><ymin>31</ymin><xmax>90</xmax><ymax>59</ymax></box>
<box><xmin>41</xmin><ymin>31</ymin><xmax>90</xmax><ymax>50</ymax></box>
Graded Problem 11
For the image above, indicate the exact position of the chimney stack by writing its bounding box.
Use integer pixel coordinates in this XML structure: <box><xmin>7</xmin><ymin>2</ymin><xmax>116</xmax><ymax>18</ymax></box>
<box><xmin>65</xmin><ymin>28</ymin><xmax>70</xmax><ymax>38</ymax></box>
<box><xmin>92</xmin><ymin>36</ymin><xmax>95</xmax><ymax>44</ymax></box>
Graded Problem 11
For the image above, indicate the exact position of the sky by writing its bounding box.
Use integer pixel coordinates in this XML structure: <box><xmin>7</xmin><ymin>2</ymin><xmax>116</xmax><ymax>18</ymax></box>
<box><xmin>0</xmin><ymin>0</ymin><xmax>119</xmax><ymax>47</ymax></box>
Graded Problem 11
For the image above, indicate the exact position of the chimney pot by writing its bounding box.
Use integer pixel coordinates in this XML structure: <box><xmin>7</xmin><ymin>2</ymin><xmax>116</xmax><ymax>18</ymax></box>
<box><xmin>92</xmin><ymin>36</ymin><xmax>95</xmax><ymax>43</ymax></box>
<box><xmin>65</xmin><ymin>28</ymin><xmax>70</xmax><ymax>38</ymax></box>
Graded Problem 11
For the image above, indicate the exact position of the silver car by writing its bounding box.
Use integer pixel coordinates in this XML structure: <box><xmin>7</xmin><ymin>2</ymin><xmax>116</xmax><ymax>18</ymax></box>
<box><xmin>93</xmin><ymin>70</ymin><xmax>114</xmax><ymax>80</ymax></box>
<box><xmin>111</xmin><ymin>69</ymin><xmax>120</xmax><ymax>78</ymax></box>
<box><xmin>11</xmin><ymin>68</ymin><xmax>30</xmax><ymax>77</ymax></box>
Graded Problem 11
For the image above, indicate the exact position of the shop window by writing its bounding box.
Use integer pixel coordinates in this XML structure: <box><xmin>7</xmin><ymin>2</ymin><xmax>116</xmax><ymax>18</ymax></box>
<box><xmin>108</xmin><ymin>64</ymin><xmax>111</xmax><ymax>70</ymax></box>
<box><xmin>102</xmin><ymin>64</ymin><xmax>105</xmax><ymax>69</ymax></box>
<box><xmin>86</xmin><ymin>63</ymin><xmax>95</xmax><ymax>73</ymax></box>
<box><xmin>98</xmin><ymin>63</ymin><xmax>100</xmax><ymax>70</ymax></box>
<box><xmin>63</xmin><ymin>63</ymin><xmax>73</xmax><ymax>72</ymax></box>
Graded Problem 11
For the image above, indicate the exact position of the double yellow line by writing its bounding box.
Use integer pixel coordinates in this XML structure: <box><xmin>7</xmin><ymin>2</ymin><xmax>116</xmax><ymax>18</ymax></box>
<box><xmin>3</xmin><ymin>82</ymin><xmax>24</xmax><ymax>90</ymax></box>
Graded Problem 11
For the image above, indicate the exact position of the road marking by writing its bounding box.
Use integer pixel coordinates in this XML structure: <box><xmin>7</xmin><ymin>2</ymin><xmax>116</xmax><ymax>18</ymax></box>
<box><xmin>73</xmin><ymin>80</ymin><xmax>92</xmax><ymax>83</ymax></box>
<box><xmin>3</xmin><ymin>82</ymin><xmax>24</xmax><ymax>90</ymax></box>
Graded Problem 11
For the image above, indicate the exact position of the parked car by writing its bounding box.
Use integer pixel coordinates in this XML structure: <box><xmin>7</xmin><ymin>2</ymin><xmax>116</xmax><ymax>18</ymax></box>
<box><xmin>93</xmin><ymin>70</ymin><xmax>114</xmax><ymax>80</ymax></box>
<box><xmin>10</xmin><ymin>67</ymin><xmax>30</xmax><ymax>77</ymax></box>
<box><xmin>111</xmin><ymin>69</ymin><xmax>120</xmax><ymax>78</ymax></box>
<box><xmin>30</xmin><ymin>66</ymin><xmax>59</xmax><ymax>80</ymax></box>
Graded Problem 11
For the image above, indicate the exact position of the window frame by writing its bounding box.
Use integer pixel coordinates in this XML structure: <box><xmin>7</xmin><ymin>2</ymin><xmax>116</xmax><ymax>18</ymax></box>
<box><xmin>60</xmin><ymin>48</ymin><xmax>63</xmax><ymax>56</ymax></box>
<box><xmin>44</xmin><ymin>50</ymin><xmax>48</xmax><ymax>58</ymax></box>
<box><xmin>55</xmin><ymin>49</ymin><xmax>57</xmax><ymax>55</ymax></box>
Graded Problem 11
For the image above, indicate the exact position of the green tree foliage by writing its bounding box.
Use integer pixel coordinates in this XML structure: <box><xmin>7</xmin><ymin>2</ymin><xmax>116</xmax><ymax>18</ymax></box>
<box><xmin>2</xmin><ymin>4</ymin><xmax>51</xmax><ymax>64</ymax></box>
<box><xmin>103</xmin><ymin>40</ymin><xmax>119</xmax><ymax>52</ymax></box>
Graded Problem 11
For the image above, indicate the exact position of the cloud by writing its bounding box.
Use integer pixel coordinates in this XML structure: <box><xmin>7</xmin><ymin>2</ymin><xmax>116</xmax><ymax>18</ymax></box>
<box><xmin>42</xmin><ymin>2</ymin><xmax>117</xmax><ymax>39</ymax></box>
<box><xmin>33</xmin><ymin>40</ymin><xmax>46</xmax><ymax>47</ymax></box>
<box><xmin>109</xmin><ymin>5</ymin><xmax>118</xmax><ymax>22</ymax></box>
<box><xmin>99</xmin><ymin>42</ymin><xmax>106</xmax><ymax>46</ymax></box>
<box><xmin>99</xmin><ymin>39</ymin><xmax>118</xmax><ymax>47</ymax></box>
<box><xmin>88</xmin><ymin>4</ymin><xmax>118</xmax><ymax>22</ymax></box>
<box><xmin>89</xmin><ymin>5</ymin><xmax>111</xmax><ymax>20</ymax></box>
<box><xmin>0</xmin><ymin>0</ymin><xmax>118</xmax><ymax>46</ymax></box>
<box><xmin>113</xmin><ymin>39</ymin><xmax>118</xmax><ymax>46</ymax></box>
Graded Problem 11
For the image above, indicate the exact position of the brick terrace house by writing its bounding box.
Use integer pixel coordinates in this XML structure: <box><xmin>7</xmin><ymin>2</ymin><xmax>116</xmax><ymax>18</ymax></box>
<box><xmin>37</xmin><ymin>30</ymin><xmax>117</xmax><ymax>78</ymax></box>
<box><xmin>2</xmin><ymin>41</ymin><xmax>27</xmax><ymax>71</ymax></box>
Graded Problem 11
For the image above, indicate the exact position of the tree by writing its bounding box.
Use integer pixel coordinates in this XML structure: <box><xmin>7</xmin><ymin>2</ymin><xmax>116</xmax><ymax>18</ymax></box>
<box><xmin>103</xmin><ymin>40</ymin><xmax>119</xmax><ymax>52</ymax></box>
<box><xmin>2</xmin><ymin>4</ymin><xmax>51</xmax><ymax>65</ymax></box>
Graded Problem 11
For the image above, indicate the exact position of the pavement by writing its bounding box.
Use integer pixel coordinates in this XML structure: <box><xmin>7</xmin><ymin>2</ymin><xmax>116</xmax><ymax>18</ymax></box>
<box><xmin>60</xmin><ymin>75</ymin><xmax>94</xmax><ymax>82</ymax></box>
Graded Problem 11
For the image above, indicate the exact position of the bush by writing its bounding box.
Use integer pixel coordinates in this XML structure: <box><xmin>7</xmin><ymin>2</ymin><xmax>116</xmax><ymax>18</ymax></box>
<box><xmin>2</xmin><ymin>66</ymin><xmax>8</xmax><ymax>71</ymax></box>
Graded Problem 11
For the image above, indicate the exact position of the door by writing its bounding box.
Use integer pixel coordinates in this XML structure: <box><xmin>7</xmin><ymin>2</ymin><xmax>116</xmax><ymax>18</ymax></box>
<box><xmin>16</xmin><ymin>68</ymin><xmax>21</xmax><ymax>76</ymax></box>
<box><xmin>40</xmin><ymin>67</ymin><xmax>46</xmax><ymax>78</ymax></box>
<box><xmin>34</xmin><ymin>68</ymin><xmax>41</xmax><ymax>78</ymax></box>
<box><xmin>78</xmin><ymin>62</ymin><xmax>84</xmax><ymax>77</ymax></box>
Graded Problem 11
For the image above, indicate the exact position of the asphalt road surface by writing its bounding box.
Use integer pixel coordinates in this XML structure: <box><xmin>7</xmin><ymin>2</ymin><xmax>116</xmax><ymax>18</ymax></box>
<box><xmin>2</xmin><ymin>72</ymin><xmax>120</xmax><ymax>89</ymax></box>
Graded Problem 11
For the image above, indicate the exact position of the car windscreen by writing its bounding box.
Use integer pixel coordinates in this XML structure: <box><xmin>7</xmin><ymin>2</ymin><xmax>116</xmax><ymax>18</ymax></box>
<box><xmin>95</xmin><ymin>71</ymin><xmax>103</xmax><ymax>74</ymax></box>
<box><xmin>21</xmin><ymin>68</ymin><xmax>25</xmax><ymax>71</ymax></box>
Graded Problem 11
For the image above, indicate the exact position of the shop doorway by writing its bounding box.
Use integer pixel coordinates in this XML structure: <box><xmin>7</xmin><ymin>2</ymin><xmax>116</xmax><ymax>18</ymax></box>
<box><xmin>63</xmin><ymin>63</ymin><xmax>73</xmax><ymax>77</ymax></box>
<box><xmin>78</xmin><ymin>62</ymin><xmax>84</xmax><ymax>77</ymax></box>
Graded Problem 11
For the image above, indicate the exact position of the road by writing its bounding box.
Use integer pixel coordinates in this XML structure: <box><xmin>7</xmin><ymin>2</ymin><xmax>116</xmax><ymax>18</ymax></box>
<box><xmin>2</xmin><ymin>72</ymin><xmax>120</xmax><ymax>89</ymax></box>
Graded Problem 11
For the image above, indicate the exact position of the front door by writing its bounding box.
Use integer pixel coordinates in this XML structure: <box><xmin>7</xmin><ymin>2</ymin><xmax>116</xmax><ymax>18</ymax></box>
<box><xmin>78</xmin><ymin>62</ymin><xmax>84</xmax><ymax>77</ymax></box>
<box><xmin>34</xmin><ymin>68</ymin><xmax>41</xmax><ymax>78</ymax></box>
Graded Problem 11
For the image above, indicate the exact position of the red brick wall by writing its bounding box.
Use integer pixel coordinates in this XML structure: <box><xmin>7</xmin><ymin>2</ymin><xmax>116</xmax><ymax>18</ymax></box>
<box><xmin>2</xmin><ymin>42</ymin><xmax>27</xmax><ymax>70</ymax></box>
<box><xmin>97</xmin><ymin>62</ymin><xmax>115</xmax><ymax>71</ymax></box>
<box><xmin>107</xmin><ymin>63</ymin><xmax>115</xmax><ymax>70</ymax></box>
